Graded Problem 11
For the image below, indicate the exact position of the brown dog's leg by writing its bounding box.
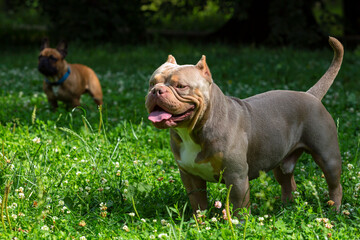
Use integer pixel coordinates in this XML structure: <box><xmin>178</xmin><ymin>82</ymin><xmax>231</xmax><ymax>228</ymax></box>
<box><xmin>312</xmin><ymin>152</ymin><xmax>342</xmax><ymax>211</ymax></box>
<box><xmin>273</xmin><ymin>149</ymin><xmax>303</xmax><ymax>203</ymax></box>
<box><xmin>223</xmin><ymin>175</ymin><xmax>250</xmax><ymax>216</ymax></box>
<box><xmin>273</xmin><ymin>167</ymin><xmax>297</xmax><ymax>203</ymax></box>
<box><xmin>179</xmin><ymin>170</ymin><xmax>207</xmax><ymax>212</ymax></box>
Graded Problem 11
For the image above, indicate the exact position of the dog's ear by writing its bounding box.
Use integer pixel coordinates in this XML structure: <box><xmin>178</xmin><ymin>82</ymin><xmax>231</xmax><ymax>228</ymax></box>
<box><xmin>56</xmin><ymin>40</ymin><xmax>68</xmax><ymax>59</ymax></box>
<box><xmin>196</xmin><ymin>55</ymin><xmax>212</xmax><ymax>83</ymax></box>
<box><xmin>40</xmin><ymin>38</ymin><xmax>50</xmax><ymax>50</ymax></box>
<box><xmin>166</xmin><ymin>55</ymin><xmax>177</xmax><ymax>64</ymax></box>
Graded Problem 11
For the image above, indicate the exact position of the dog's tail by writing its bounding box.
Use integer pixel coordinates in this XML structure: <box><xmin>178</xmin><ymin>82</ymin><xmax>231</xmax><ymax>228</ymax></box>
<box><xmin>307</xmin><ymin>37</ymin><xmax>343</xmax><ymax>100</ymax></box>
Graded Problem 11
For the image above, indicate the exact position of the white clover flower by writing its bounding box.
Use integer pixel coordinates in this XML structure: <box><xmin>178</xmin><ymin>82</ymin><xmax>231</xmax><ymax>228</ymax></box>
<box><xmin>122</xmin><ymin>225</ymin><xmax>129</xmax><ymax>232</ymax></box>
<box><xmin>158</xmin><ymin>233</ymin><xmax>168</xmax><ymax>239</ymax></box>
<box><xmin>133</xmin><ymin>160</ymin><xmax>138</xmax><ymax>164</ymax></box>
<box><xmin>19</xmin><ymin>187</ymin><xmax>24</xmax><ymax>192</ymax></box>
<box><xmin>141</xmin><ymin>218</ymin><xmax>146</xmax><ymax>223</ymax></box>
<box><xmin>32</xmin><ymin>137</ymin><xmax>41</xmax><ymax>143</ymax></box>
<box><xmin>101</xmin><ymin>178</ymin><xmax>107</xmax><ymax>184</ymax></box>
<box><xmin>149</xmin><ymin>235</ymin><xmax>155</xmax><ymax>239</ymax></box>
<box><xmin>85</xmin><ymin>186</ymin><xmax>91</xmax><ymax>191</ymax></box>
<box><xmin>41</xmin><ymin>225</ymin><xmax>49</xmax><ymax>231</ymax></box>
<box><xmin>258</xmin><ymin>217</ymin><xmax>264</xmax><ymax>221</ymax></box>
<box><xmin>231</xmin><ymin>219</ymin><xmax>239</xmax><ymax>225</ymax></box>
<box><xmin>12</xmin><ymin>203</ymin><xmax>17</xmax><ymax>208</ymax></box>
<box><xmin>153</xmin><ymin>219</ymin><xmax>157</xmax><ymax>223</ymax></box>
<box><xmin>54</xmin><ymin>147</ymin><xmax>59</xmax><ymax>152</ymax></box>
<box><xmin>124</xmin><ymin>189</ymin><xmax>128</xmax><ymax>193</ymax></box>
<box><xmin>18</xmin><ymin>212</ymin><xmax>25</xmax><ymax>217</ymax></box>
<box><xmin>157</xmin><ymin>159</ymin><xmax>163</xmax><ymax>165</ymax></box>
<box><xmin>206</xmin><ymin>226</ymin><xmax>211</xmax><ymax>230</ymax></box>
<box><xmin>264</xmin><ymin>215</ymin><xmax>269</xmax><ymax>218</ymax></box>
<box><xmin>73</xmin><ymin>146</ymin><xmax>77</xmax><ymax>150</ymax></box>
<box><xmin>124</xmin><ymin>180</ymin><xmax>129</xmax><ymax>186</ymax></box>
<box><xmin>76</xmin><ymin>171</ymin><xmax>82</xmax><ymax>176</ymax></box>
<box><xmin>79</xmin><ymin>236</ymin><xmax>87</xmax><ymax>240</ymax></box>
<box><xmin>115</xmin><ymin>162</ymin><xmax>120</xmax><ymax>168</ymax></box>
<box><xmin>347</xmin><ymin>164</ymin><xmax>354</xmax><ymax>170</ymax></box>
<box><xmin>211</xmin><ymin>217</ymin><xmax>217</xmax><ymax>222</ymax></box>
<box><xmin>18</xmin><ymin>193</ymin><xmax>25</xmax><ymax>199</ymax></box>
<box><xmin>214</xmin><ymin>201</ymin><xmax>222</xmax><ymax>209</ymax></box>
<box><xmin>59</xmin><ymin>200</ymin><xmax>65</xmax><ymax>206</ymax></box>
<box><xmin>128</xmin><ymin>212</ymin><xmax>135</xmax><ymax>217</ymax></box>
<box><xmin>74</xmin><ymin>157</ymin><xmax>78</xmax><ymax>161</ymax></box>
<box><xmin>12</xmin><ymin>214</ymin><xmax>17</xmax><ymax>219</ymax></box>
<box><xmin>355</xmin><ymin>183</ymin><xmax>360</xmax><ymax>192</ymax></box>
<box><xmin>161</xmin><ymin>219</ymin><xmax>167</xmax><ymax>225</ymax></box>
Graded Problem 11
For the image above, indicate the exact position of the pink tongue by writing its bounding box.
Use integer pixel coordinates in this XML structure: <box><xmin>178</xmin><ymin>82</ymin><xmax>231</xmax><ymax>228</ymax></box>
<box><xmin>148</xmin><ymin>111</ymin><xmax>172</xmax><ymax>123</ymax></box>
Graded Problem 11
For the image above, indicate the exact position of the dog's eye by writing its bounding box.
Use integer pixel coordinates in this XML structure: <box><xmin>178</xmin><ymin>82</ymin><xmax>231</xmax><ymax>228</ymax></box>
<box><xmin>176</xmin><ymin>84</ymin><xmax>187</xmax><ymax>89</ymax></box>
<box><xmin>49</xmin><ymin>55</ymin><xmax>58</xmax><ymax>62</ymax></box>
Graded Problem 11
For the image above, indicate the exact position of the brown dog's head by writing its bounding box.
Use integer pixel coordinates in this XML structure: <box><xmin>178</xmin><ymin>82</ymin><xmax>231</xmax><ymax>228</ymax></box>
<box><xmin>38</xmin><ymin>38</ymin><xmax>68</xmax><ymax>77</ymax></box>
<box><xmin>145</xmin><ymin>55</ymin><xmax>213</xmax><ymax>130</ymax></box>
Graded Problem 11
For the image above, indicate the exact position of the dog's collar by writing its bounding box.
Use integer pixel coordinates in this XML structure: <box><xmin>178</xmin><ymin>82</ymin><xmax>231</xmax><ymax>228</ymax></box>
<box><xmin>45</xmin><ymin>67</ymin><xmax>71</xmax><ymax>86</ymax></box>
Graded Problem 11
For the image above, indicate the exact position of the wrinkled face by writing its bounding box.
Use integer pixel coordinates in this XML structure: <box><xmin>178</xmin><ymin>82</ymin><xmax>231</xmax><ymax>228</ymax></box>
<box><xmin>145</xmin><ymin>55</ymin><xmax>212</xmax><ymax>129</ymax></box>
<box><xmin>38</xmin><ymin>49</ymin><xmax>63</xmax><ymax>76</ymax></box>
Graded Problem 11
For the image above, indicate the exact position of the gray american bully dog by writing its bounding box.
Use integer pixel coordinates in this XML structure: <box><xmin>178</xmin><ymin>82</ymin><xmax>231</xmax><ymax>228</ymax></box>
<box><xmin>145</xmin><ymin>37</ymin><xmax>343</xmax><ymax>215</ymax></box>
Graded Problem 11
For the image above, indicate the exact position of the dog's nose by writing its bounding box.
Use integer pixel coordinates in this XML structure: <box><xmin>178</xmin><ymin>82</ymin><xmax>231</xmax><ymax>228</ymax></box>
<box><xmin>152</xmin><ymin>85</ymin><xmax>167</xmax><ymax>95</ymax></box>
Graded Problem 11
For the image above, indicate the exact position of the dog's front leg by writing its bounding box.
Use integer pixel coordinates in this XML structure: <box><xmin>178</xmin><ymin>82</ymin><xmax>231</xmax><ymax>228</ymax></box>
<box><xmin>179</xmin><ymin>170</ymin><xmax>207</xmax><ymax>213</ymax></box>
<box><xmin>223</xmin><ymin>169</ymin><xmax>250</xmax><ymax>217</ymax></box>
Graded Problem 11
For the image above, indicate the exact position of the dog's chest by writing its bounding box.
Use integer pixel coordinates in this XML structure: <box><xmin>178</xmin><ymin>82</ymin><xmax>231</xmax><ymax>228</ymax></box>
<box><xmin>175</xmin><ymin>129</ymin><xmax>216</xmax><ymax>182</ymax></box>
<box><xmin>52</xmin><ymin>85</ymin><xmax>60</xmax><ymax>97</ymax></box>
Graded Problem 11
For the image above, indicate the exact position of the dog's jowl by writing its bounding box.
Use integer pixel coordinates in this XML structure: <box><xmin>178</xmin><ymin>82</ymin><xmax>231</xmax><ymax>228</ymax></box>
<box><xmin>145</xmin><ymin>37</ymin><xmax>343</xmax><ymax>215</ymax></box>
<box><xmin>38</xmin><ymin>38</ymin><xmax>103</xmax><ymax>110</ymax></box>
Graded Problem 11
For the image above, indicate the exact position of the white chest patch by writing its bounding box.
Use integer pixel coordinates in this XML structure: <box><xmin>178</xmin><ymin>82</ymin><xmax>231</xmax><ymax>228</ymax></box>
<box><xmin>52</xmin><ymin>86</ymin><xmax>60</xmax><ymax>97</ymax></box>
<box><xmin>175</xmin><ymin>129</ymin><xmax>216</xmax><ymax>182</ymax></box>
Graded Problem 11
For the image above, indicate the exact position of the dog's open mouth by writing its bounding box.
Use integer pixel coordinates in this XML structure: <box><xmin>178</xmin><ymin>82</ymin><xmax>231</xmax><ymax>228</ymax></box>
<box><xmin>148</xmin><ymin>105</ymin><xmax>195</xmax><ymax>124</ymax></box>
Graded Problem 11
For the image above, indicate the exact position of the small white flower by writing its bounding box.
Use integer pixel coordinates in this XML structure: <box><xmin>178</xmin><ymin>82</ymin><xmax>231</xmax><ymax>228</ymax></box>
<box><xmin>12</xmin><ymin>214</ymin><xmax>17</xmax><ymax>219</ymax></box>
<box><xmin>19</xmin><ymin>187</ymin><xmax>24</xmax><ymax>192</ymax></box>
<box><xmin>153</xmin><ymin>219</ymin><xmax>157</xmax><ymax>223</ymax></box>
<box><xmin>161</xmin><ymin>219</ymin><xmax>167</xmax><ymax>225</ymax></box>
<box><xmin>211</xmin><ymin>217</ymin><xmax>217</xmax><ymax>222</ymax></box>
<box><xmin>124</xmin><ymin>189</ymin><xmax>128</xmax><ymax>193</ymax></box>
<box><xmin>76</xmin><ymin>171</ymin><xmax>82</xmax><ymax>176</ymax></box>
<box><xmin>206</xmin><ymin>226</ymin><xmax>211</xmax><ymax>230</ymax></box>
<box><xmin>12</xmin><ymin>203</ymin><xmax>17</xmax><ymax>208</ymax></box>
<box><xmin>85</xmin><ymin>186</ymin><xmax>91</xmax><ymax>191</ymax></box>
<box><xmin>264</xmin><ymin>215</ymin><xmax>269</xmax><ymax>218</ymax></box>
<box><xmin>115</xmin><ymin>162</ymin><xmax>120</xmax><ymax>168</ymax></box>
<box><xmin>124</xmin><ymin>180</ymin><xmax>129</xmax><ymax>186</ymax></box>
<box><xmin>74</xmin><ymin>157</ymin><xmax>78</xmax><ymax>161</ymax></box>
<box><xmin>73</xmin><ymin>146</ymin><xmax>77</xmax><ymax>150</ymax></box>
<box><xmin>59</xmin><ymin>200</ymin><xmax>65</xmax><ymax>206</ymax></box>
<box><xmin>347</xmin><ymin>164</ymin><xmax>354</xmax><ymax>170</ymax></box>
<box><xmin>149</xmin><ymin>235</ymin><xmax>155</xmax><ymax>239</ymax></box>
<box><xmin>158</xmin><ymin>233</ymin><xmax>168</xmax><ymax>239</ymax></box>
<box><xmin>258</xmin><ymin>217</ymin><xmax>264</xmax><ymax>221</ymax></box>
<box><xmin>18</xmin><ymin>193</ymin><xmax>25</xmax><ymax>199</ymax></box>
<box><xmin>128</xmin><ymin>212</ymin><xmax>135</xmax><ymax>217</ymax></box>
<box><xmin>122</xmin><ymin>225</ymin><xmax>129</xmax><ymax>232</ymax></box>
<box><xmin>231</xmin><ymin>219</ymin><xmax>239</xmax><ymax>225</ymax></box>
<box><xmin>79</xmin><ymin>236</ymin><xmax>87</xmax><ymax>240</ymax></box>
<box><xmin>41</xmin><ymin>225</ymin><xmax>49</xmax><ymax>231</ymax></box>
<box><xmin>157</xmin><ymin>159</ymin><xmax>163</xmax><ymax>165</ymax></box>
<box><xmin>32</xmin><ymin>137</ymin><xmax>41</xmax><ymax>143</ymax></box>
<box><xmin>141</xmin><ymin>218</ymin><xmax>146</xmax><ymax>223</ymax></box>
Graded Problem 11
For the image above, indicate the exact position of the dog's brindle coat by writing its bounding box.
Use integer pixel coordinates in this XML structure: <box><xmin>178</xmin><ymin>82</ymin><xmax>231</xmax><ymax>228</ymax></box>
<box><xmin>146</xmin><ymin>37</ymin><xmax>343</xmax><ymax>214</ymax></box>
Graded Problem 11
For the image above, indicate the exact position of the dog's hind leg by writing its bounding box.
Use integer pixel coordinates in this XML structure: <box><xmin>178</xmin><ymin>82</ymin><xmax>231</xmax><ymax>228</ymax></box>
<box><xmin>273</xmin><ymin>148</ymin><xmax>303</xmax><ymax>203</ymax></box>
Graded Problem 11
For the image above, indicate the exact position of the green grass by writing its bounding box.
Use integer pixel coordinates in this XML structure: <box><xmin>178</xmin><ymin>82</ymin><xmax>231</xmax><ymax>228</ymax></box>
<box><xmin>0</xmin><ymin>41</ymin><xmax>359</xmax><ymax>239</ymax></box>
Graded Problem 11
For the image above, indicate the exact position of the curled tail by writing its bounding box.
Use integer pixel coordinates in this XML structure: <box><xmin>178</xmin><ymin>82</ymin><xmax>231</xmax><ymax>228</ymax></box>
<box><xmin>307</xmin><ymin>37</ymin><xmax>344</xmax><ymax>100</ymax></box>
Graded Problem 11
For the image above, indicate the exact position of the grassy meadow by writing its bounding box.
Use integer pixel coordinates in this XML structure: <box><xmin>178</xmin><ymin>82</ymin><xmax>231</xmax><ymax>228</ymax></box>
<box><xmin>0</xmin><ymin>41</ymin><xmax>359</xmax><ymax>239</ymax></box>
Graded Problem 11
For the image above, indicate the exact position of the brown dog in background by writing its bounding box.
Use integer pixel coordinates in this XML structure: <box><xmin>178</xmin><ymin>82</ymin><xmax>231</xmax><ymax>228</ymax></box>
<box><xmin>38</xmin><ymin>38</ymin><xmax>103</xmax><ymax>110</ymax></box>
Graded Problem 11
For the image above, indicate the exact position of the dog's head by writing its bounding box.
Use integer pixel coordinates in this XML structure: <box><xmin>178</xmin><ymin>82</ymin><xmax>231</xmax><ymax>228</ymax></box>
<box><xmin>145</xmin><ymin>55</ymin><xmax>213</xmax><ymax>130</ymax></box>
<box><xmin>38</xmin><ymin>38</ymin><xmax>68</xmax><ymax>77</ymax></box>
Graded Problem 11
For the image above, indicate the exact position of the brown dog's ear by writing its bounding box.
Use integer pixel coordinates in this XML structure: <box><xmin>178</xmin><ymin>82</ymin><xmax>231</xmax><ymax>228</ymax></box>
<box><xmin>56</xmin><ymin>40</ymin><xmax>68</xmax><ymax>59</ymax></box>
<box><xmin>40</xmin><ymin>38</ymin><xmax>50</xmax><ymax>50</ymax></box>
<box><xmin>166</xmin><ymin>55</ymin><xmax>177</xmax><ymax>64</ymax></box>
<box><xmin>196</xmin><ymin>55</ymin><xmax>212</xmax><ymax>82</ymax></box>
